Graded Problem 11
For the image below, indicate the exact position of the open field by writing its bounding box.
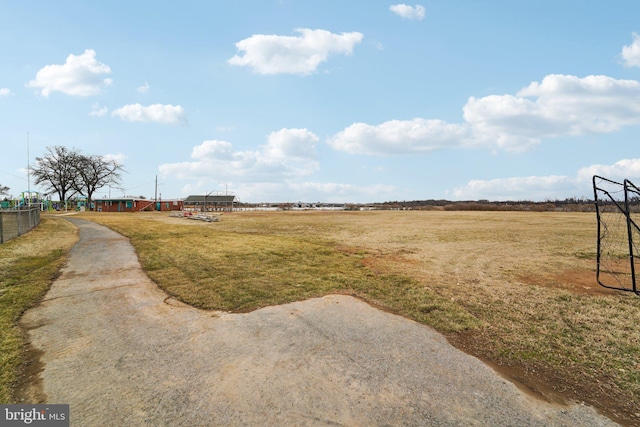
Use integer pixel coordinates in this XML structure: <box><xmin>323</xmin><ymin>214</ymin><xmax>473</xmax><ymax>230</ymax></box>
<box><xmin>0</xmin><ymin>216</ymin><xmax>77</xmax><ymax>403</ymax></box>
<box><xmin>73</xmin><ymin>209</ymin><xmax>640</xmax><ymax>425</ymax></box>
<box><xmin>3</xmin><ymin>210</ymin><xmax>639</xmax><ymax>424</ymax></box>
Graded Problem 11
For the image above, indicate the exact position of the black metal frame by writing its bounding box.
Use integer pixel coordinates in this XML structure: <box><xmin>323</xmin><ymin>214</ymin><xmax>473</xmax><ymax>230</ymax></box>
<box><xmin>593</xmin><ymin>175</ymin><xmax>640</xmax><ymax>295</ymax></box>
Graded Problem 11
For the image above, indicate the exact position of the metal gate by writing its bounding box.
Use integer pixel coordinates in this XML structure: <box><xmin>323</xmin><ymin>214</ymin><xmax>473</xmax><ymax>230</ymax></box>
<box><xmin>593</xmin><ymin>175</ymin><xmax>640</xmax><ymax>295</ymax></box>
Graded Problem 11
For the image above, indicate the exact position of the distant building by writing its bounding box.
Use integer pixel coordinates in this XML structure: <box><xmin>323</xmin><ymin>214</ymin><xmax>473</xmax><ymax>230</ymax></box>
<box><xmin>183</xmin><ymin>195</ymin><xmax>236</xmax><ymax>212</ymax></box>
<box><xmin>94</xmin><ymin>198</ymin><xmax>183</xmax><ymax>212</ymax></box>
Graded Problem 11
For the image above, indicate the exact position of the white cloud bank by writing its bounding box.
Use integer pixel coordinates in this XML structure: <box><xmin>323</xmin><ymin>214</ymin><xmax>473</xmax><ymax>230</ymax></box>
<box><xmin>330</xmin><ymin>36</ymin><xmax>640</xmax><ymax>201</ymax></box>
<box><xmin>576</xmin><ymin>158</ymin><xmax>640</xmax><ymax>183</ymax></box>
<box><xmin>111</xmin><ymin>103</ymin><xmax>187</xmax><ymax>125</ymax></box>
<box><xmin>222</xmin><ymin>181</ymin><xmax>396</xmax><ymax>203</ymax></box>
<box><xmin>330</xmin><ymin>74</ymin><xmax>640</xmax><ymax>155</ymax></box>
<box><xmin>390</xmin><ymin>4</ymin><xmax>426</xmax><ymax>20</ymax></box>
<box><xmin>228</xmin><ymin>28</ymin><xmax>363</xmax><ymax>75</ymax></box>
<box><xmin>449</xmin><ymin>158</ymin><xmax>640</xmax><ymax>201</ymax></box>
<box><xmin>27</xmin><ymin>49</ymin><xmax>112</xmax><ymax>97</ymax></box>
<box><xmin>328</xmin><ymin>118</ymin><xmax>468</xmax><ymax>155</ymax></box>
<box><xmin>450</xmin><ymin>175</ymin><xmax>575</xmax><ymax>201</ymax></box>
<box><xmin>467</xmin><ymin>74</ymin><xmax>640</xmax><ymax>150</ymax></box>
<box><xmin>159</xmin><ymin>128</ymin><xmax>319</xmax><ymax>182</ymax></box>
<box><xmin>0</xmin><ymin>88</ymin><xmax>11</xmax><ymax>96</ymax></box>
<box><xmin>621</xmin><ymin>33</ymin><xmax>640</xmax><ymax>68</ymax></box>
<box><xmin>159</xmin><ymin>128</ymin><xmax>395</xmax><ymax>202</ymax></box>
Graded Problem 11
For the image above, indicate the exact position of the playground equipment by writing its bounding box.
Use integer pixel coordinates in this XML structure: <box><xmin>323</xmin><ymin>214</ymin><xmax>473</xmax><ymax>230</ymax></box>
<box><xmin>18</xmin><ymin>191</ymin><xmax>41</xmax><ymax>208</ymax></box>
<box><xmin>3</xmin><ymin>191</ymin><xmax>57</xmax><ymax>211</ymax></box>
<box><xmin>593</xmin><ymin>175</ymin><xmax>640</xmax><ymax>295</ymax></box>
<box><xmin>75</xmin><ymin>196</ymin><xmax>88</xmax><ymax>211</ymax></box>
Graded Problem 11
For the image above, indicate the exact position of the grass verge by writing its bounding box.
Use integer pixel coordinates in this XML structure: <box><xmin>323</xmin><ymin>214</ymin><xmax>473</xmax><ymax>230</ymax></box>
<box><xmin>0</xmin><ymin>216</ymin><xmax>77</xmax><ymax>403</ymax></box>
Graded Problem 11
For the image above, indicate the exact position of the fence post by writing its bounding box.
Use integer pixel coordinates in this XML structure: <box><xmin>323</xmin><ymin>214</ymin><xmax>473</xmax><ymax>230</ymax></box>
<box><xmin>624</xmin><ymin>180</ymin><xmax>638</xmax><ymax>294</ymax></box>
<box><xmin>0</xmin><ymin>211</ymin><xmax>3</xmax><ymax>244</ymax></box>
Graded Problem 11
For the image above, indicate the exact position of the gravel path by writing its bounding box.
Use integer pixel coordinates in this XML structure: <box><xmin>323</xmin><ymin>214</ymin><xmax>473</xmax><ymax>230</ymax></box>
<box><xmin>20</xmin><ymin>218</ymin><xmax>619</xmax><ymax>426</ymax></box>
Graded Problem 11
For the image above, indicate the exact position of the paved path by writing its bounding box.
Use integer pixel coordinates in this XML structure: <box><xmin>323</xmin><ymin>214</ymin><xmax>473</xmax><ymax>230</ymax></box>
<box><xmin>20</xmin><ymin>218</ymin><xmax>618</xmax><ymax>426</ymax></box>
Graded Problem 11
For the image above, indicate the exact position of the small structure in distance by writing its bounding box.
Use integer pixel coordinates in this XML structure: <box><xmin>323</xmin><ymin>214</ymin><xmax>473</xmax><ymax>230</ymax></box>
<box><xmin>183</xmin><ymin>195</ymin><xmax>236</xmax><ymax>212</ymax></box>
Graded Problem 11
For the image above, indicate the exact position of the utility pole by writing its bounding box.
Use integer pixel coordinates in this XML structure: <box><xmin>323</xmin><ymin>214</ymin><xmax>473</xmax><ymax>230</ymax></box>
<box><xmin>27</xmin><ymin>132</ymin><xmax>31</xmax><ymax>208</ymax></box>
<box><xmin>219</xmin><ymin>182</ymin><xmax>229</xmax><ymax>211</ymax></box>
<box><xmin>154</xmin><ymin>175</ymin><xmax>158</xmax><ymax>211</ymax></box>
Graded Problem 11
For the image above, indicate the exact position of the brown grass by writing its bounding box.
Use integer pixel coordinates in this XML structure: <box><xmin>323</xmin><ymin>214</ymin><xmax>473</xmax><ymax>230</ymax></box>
<box><xmin>0</xmin><ymin>215</ymin><xmax>77</xmax><ymax>403</ymax></box>
<box><xmin>71</xmin><ymin>210</ymin><xmax>640</xmax><ymax>424</ymax></box>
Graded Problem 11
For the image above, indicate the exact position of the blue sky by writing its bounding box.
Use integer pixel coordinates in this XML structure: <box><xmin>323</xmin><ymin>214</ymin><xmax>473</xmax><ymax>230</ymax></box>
<box><xmin>2</xmin><ymin>1</ymin><xmax>640</xmax><ymax>203</ymax></box>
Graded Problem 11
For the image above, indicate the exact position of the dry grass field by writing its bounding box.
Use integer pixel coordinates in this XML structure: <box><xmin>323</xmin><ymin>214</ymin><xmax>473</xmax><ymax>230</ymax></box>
<box><xmin>3</xmin><ymin>210</ymin><xmax>639</xmax><ymax>424</ymax></box>
<box><xmin>0</xmin><ymin>216</ymin><xmax>77</xmax><ymax>403</ymax></box>
<box><xmin>74</xmin><ymin>209</ymin><xmax>640</xmax><ymax>425</ymax></box>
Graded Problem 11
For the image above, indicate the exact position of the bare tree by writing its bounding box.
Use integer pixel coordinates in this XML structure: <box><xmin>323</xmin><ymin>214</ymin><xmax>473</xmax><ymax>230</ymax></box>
<box><xmin>74</xmin><ymin>155</ymin><xmax>124</xmax><ymax>208</ymax></box>
<box><xmin>0</xmin><ymin>184</ymin><xmax>9</xmax><ymax>196</ymax></box>
<box><xmin>32</xmin><ymin>146</ymin><xmax>81</xmax><ymax>203</ymax></box>
<box><xmin>31</xmin><ymin>146</ymin><xmax>126</xmax><ymax>208</ymax></box>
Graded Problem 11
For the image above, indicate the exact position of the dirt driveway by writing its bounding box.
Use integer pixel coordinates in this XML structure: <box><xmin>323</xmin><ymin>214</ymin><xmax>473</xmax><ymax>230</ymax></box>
<box><xmin>19</xmin><ymin>218</ymin><xmax>618</xmax><ymax>426</ymax></box>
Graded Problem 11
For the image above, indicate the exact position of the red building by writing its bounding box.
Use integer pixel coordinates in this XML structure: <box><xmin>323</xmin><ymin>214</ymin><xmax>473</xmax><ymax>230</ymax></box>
<box><xmin>93</xmin><ymin>198</ymin><xmax>183</xmax><ymax>212</ymax></box>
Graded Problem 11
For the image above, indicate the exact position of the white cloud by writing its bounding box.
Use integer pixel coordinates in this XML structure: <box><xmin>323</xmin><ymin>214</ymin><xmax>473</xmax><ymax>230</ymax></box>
<box><xmin>89</xmin><ymin>103</ymin><xmax>108</xmax><ymax>117</ymax></box>
<box><xmin>330</xmin><ymin>74</ymin><xmax>640</xmax><ymax>156</ymax></box>
<box><xmin>228</xmin><ymin>28</ymin><xmax>364</xmax><ymax>75</ymax></box>
<box><xmin>137</xmin><ymin>82</ymin><xmax>150</xmax><ymax>93</ymax></box>
<box><xmin>27</xmin><ymin>49</ymin><xmax>112</xmax><ymax>97</ymax></box>
<box><xmin>264</xmin><ymin>128</ymin><xmax>319</xmax><ymax>160</ymax></box>
<box><xmin>103</xmin><ymin>153</ymin><xmax>127</xmax><ymax>165</ymax></box>
<box><xmin>0</xmin><ymin>88</ymin><xmax>11</xmax><ymax>96</ymax></box>
<box><xmin>328</xmin><ymin>118</ymin><xmax>469</xmax><ymax>155</ymax></box>
<box><xmin>390</xmin><ymin>4</ymin><xmax>426</xmax><ymax>20</ymax></box>
<box><xmin>450</xmin><ymin>158</ymin><xmax>640</xmax><ymax>201</ymax></box>
<box><xmin>223</xmin><ymin>181</ymin><xmax>396</xmax><ymax>203</ymax></box>
<box><xmin>288</xmin><ymin>182</ymin><xmax>395</xmax><ymax>200</ymax></box>
<box><xmin>464</xmin><ymin>74</ymin><xmax>640</xmax><ymax>151</ymax></box>
<box><xmin>450</xmin><ymin>175</ymin><xmax>575</xmax><ymax>201</ymax></box>
<box><xmin>111</xmin><ymin>103</ymin><xmax>187</xmax><ymax>125</ymax></box>
<box><xmin>462</xmin><ymin>95</ymin><xmax>546</xmax><ymax>152</ymax></box>
<box><xmin>576</xmin><ymin>158</ymin><xmax>640</xmax><ymax>182</ymax></box>
<box><xmin>621</xmin><ymin>33</ymin><xmax>640</xmax><ymax>68</ymax></box>
<box><xmin>159</xmin><ymin>128</ymin><xmax>320</xmax><ymax>184</ymax></box>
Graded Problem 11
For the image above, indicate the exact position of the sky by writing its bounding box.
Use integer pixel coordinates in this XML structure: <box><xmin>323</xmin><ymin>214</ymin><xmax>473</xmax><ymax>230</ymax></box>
<box><xmin>2</xmin><ymin>1</ymin><xmax>640</xmax><ymax>204</ymax></box>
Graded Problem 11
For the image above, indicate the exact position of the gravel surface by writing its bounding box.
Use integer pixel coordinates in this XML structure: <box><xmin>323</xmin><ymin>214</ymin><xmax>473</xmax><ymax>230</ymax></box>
<box><xmin>20</xmin><ymin>218</ymin><xmax>619</xmax><ymax>426</ymax></box>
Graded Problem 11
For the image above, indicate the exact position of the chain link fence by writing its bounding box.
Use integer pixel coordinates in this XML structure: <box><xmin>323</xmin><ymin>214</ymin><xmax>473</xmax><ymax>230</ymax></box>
<box><xmin>0</xmin><ymin>208</ymin><xmax>41</xmax><ymax>244</ymax></box>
